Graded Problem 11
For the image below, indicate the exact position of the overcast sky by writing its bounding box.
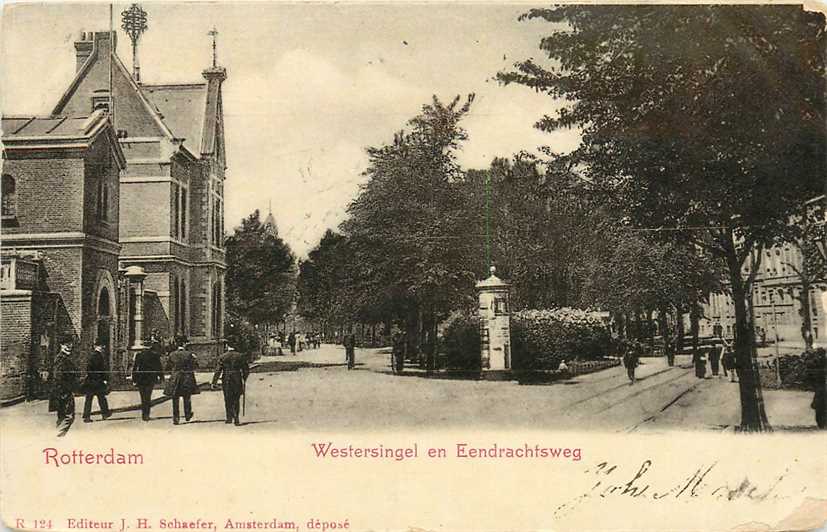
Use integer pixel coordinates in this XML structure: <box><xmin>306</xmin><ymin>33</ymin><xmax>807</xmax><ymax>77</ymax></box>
<box><xmin>1</xmin><ymin>2</ymin><xmax>579</xmax><ymax>256</ymax></box>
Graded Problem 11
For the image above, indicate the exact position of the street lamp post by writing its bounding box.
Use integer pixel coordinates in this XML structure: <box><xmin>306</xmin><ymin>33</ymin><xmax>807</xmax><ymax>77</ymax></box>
<box><xmin>769</xmin><ymin>288</ymin><xmax>782</xmax><ymax>386</ymax></box>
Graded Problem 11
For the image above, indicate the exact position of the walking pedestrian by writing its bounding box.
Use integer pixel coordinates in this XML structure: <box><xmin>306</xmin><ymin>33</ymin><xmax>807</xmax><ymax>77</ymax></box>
<box><xmin>81</xmin><ymin>342</ymin><xmax>112</xmax><ymax>422</ymax></box>
<box><xmin>722</xmin><ymin>345</ymin><xmax>737</xmax><ymax>382</ymax></box>
<box><xmin>131</xmin><ymin>337</ymin><xmax>164</xmax><ymax>421</ymax></box>
<box><xmin>165</xmin><ymin>346</ymin><xmax>200</xmax><ymax>425</ymax></box>
<box><xmin>51</xmin><ymin>339</ymin><xmax>78</xmax><ymax>436</ymax></box>
<box><xmin>806</xmin><ymin>348</ymin><xmax>826</xmax><ymax>429</ymax></box>
<box><xmin>693</xmin><ymin>348</ymin><xmax>707</xmax><ymax>379</ymax></box>
<box><xmin>391</xmin><ymin>332</ymin><xmax>406</xmax><ymax>374</ymax></box>
<box><xmin>212</xmin><ymin>346</ymin><xmax>249</xmax><ymax>425</ymax></box>
<box><xmin>622</xmin><ymin>347</ymin><xmax>639</xmax><ymax>384</ymax></box>
<box><xmin>344</xmin><ymin>333</ymin><xmax>356</xmax><ymax>370</ymax></box>
<box><xmin>288</xmin><ymin>332</ymin><xmax>296</xmax><ymax>356</ymax></box>
<box><xmin>709</xmin><ymin>342</ymin><xmax>722</xmax><ymax>378</ymax></box>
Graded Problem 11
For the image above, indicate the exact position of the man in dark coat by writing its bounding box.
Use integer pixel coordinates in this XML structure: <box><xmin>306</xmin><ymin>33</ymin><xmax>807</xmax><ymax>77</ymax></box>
<box><xmin>391</xmin><ymin>332</ymin><xmax>406</xmax><ymax>375</ymax></box>
<box><xmin>806</xmin><ymin>348</ymin><xmax>826</xmax><ymax>429</ymax></box>
<box><xmin>51</xmin><ymin>339</ymin><xmax>78</xmax><ymax>436</ymax></box>
<box><xmin>721</xmin><ymin>341</ymin><xmax>737</xmax><ymax>382</ymax></box>
<box><xmin>81</xmin><ymin>342</ymin><xmax>112</xmax><ymax>422</ymax></box>
<box><xmin>622</xmin><ymin>347</ymin><xmax>639</xmax><ymax>384</ymax></box>
<box><xmin>212</xmin><ymin>346</ymin><xmax>249</xmax><ymax>425</ymax></box>
<box><xmin>693</xmin><ymin>348</ymin><xmax>707</xmax><ymax>379</ymax></box>
<box><xmin>165</xmin><ymin>346</ymin><xmax>200</xmax><ymax>425</ymax></box>
<box><xmin>131</xmin><ymin>339</ymin><xmax>164</xmax><ymax>421</ymax></box>
<box><xmin>343</xmin><ymin>333</ymin><xmax>356</xmax><ymax>370</ymax></box>
<box><xmin>288</xmin><ymin>332</ymin><xmax>297</xmax><ymax>356</ymax></box>
<box><xmin>709</xmin><ymin>342</ymin><xmax>722</xmax><ymax>378</ymax></box>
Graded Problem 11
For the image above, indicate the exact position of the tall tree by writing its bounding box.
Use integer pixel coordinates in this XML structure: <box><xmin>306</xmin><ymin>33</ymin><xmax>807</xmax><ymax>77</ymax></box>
<box><xmin>297</xmin><ymin>230</ymin><xmax>359</xmax><ymax>337</ymax></box>
<box><xmin>225</xmin><ymin>210</ymin><xmax>296</xmax><ymax>329</ymax></box>
<box><xmin>500</xmin><ymin>5</ymin><xmax>825</xmax><ymax>430</ymax></box>
<box><xmin>342</xmin><ymin>95</ymin><xmax>479</xmax><ymax>358</ymax></box>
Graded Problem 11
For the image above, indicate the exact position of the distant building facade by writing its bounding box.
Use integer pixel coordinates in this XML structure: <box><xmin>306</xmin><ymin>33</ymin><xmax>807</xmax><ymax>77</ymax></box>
<box><xmin>700</xmin><ymin>195</ymin><xmax>826</xmax><ymax>345</ymax></box>
<box><xmin>51</xmin><ymin>31</ymin><xmax>228</xmax><ymax>363</ymax></box>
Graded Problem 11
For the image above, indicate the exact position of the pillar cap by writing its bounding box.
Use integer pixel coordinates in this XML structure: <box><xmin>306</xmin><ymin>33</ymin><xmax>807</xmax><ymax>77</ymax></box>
<box><xmin>123</xmin><ymin>265</ymin><xmax>147</xmax><ymax>279</ymax></box>
<box><xmin>476</xmin><ymin>265</ymin><xmax>509</xmax><ymax>290</ymax></box>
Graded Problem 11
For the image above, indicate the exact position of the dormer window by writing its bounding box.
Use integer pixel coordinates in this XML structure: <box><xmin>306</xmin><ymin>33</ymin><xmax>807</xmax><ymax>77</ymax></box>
<box><xmin>91</xmin><ymin>89</ymin><xmax>110</xmax><ymax>113</ymax></box>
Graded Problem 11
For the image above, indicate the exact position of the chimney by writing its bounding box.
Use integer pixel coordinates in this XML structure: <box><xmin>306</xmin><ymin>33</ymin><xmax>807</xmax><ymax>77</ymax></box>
<box><xmin>74</xmin><ymin>31</ymin><xmax>93</xmax><ymax>72</ymax></box>
<box><xmin>73</xmin><ymin>31</ymin><xmax>117</xmax><ymax>73</ymax></box>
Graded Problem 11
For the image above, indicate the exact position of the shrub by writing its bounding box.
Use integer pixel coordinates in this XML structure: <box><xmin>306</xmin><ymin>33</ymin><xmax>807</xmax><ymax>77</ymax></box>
<box><xmin>511</xmin><ymin>308</ymin><xmax>611</xmax><ymax>371</ymax></box>
<box><xmin>777</xmin><ymin>349</ymin><xmax>826</xmax><ymax>390</ymax></box>
<box><xmin>441</xmin><ymin>313</ymin><xmax>481</xmax><ymax>370</ymax></box>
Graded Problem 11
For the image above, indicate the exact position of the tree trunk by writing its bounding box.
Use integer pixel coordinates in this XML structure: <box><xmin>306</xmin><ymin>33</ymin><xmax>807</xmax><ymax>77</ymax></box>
<box><xmin>690</xmin><ymin>299</ymin><xmax>700</xmax><ymax>359</ymax></box>
<box><xmin>725</xmin><ymin>235</ymin><xmax>771</xmax><ymax>432</ymax></box>
<box><xmin>658</xmin><ymin>305</ymin><xmax>673</xmax><ymax>366</ymax></box>
<box><xmin>674</xmin><ymin>305</ymin><xmax>685</xmax><ymax>355</ymax></box>
<box><xmin>405</xmin><ymin>309</ymin><xmax>417</xmax><ymax>357</ymax></box>
<box><xmin>797</xmin><ymin>280</ymin><xmax>814</xmax><ymax>351</ymax></box>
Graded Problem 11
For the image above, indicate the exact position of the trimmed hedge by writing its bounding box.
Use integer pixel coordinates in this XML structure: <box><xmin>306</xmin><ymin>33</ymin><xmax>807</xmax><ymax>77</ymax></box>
<box><xmin>442</xmin><ymin>314</ymin><xmax>481</xmax><ymax>370</ymax></box>
<box><xmin>511</xmin><ymin>308</ymin><xmax>611</xmax><ymax>371</ymax></box>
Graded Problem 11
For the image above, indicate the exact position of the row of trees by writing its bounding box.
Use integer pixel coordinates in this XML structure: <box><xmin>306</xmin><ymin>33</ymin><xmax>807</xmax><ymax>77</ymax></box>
<box><xmin>298</xmin><ymin>5</ymin><xmax>825</xmax><ymax>431</ymax></box>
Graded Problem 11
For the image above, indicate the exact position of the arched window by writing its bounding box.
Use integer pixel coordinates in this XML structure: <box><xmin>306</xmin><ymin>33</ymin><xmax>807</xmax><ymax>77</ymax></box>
<box><xmin>98</xmin><ymin>287</ymin><xmax>111</xmax><ymax>317</ymax></box>
<box><xmin>2</xmin><ymin>175</ymin><xmax>16</xmax><ymax>218</ymax></box>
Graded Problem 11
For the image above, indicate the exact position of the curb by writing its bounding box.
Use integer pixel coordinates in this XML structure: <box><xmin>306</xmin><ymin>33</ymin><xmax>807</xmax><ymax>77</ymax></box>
<box><xmin>0</xmin><ymin>395</ymin><xmax>26</xmax><ymax>408</ymax></box>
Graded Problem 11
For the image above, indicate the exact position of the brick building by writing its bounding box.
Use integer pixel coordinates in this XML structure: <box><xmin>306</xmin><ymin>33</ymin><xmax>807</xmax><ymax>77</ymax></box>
<box><xmin>1</xmin><ymin>111</ymin><xmax>126</xmax><ymax>400</ymax></box>
<box><xmin>700</xmin><ymin>195</ymin><xmax>826</xmax><ymax>345</ymax></box>
<box><xmin>50</xmin><ymin>31</ymin><xmax>228</xmax><ymax>363</ymax></box>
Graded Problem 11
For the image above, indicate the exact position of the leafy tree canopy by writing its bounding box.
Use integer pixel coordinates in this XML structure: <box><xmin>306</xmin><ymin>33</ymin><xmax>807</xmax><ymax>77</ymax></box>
<box><xmin>225</xmin><ymin>210</ymin><xmax>296</xmax><ymax>326</ymax></box>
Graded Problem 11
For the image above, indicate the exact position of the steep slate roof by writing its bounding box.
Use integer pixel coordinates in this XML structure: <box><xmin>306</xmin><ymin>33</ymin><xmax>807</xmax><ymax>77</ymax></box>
<box><xmin>143</xmin><ymin>83</ymin><xmax>207</xmax><ymax>152</ymax></box>
<box><xmin>2</xmin><ymin>110</ymin><xmax>127</xmax><ymax>168</ymax></box>
<box><xmin>51</xmin><ymin>33</ymin><xmax>224</xmax><ymax>161</ymax></box>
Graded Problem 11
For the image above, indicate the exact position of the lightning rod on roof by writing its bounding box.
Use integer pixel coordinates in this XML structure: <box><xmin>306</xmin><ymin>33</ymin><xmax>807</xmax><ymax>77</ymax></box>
<box><xmin>121</xmin><ymin>3</ymin><xmax>148</xmax><ymax>82</ymax></box>
<box><xmin>208</xmin><ymin>27</ymin><xmax>219</xmax><ymax>68</ymax></box>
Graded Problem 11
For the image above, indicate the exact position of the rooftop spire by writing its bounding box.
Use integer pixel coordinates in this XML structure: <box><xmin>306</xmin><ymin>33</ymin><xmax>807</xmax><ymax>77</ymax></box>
<box><xmin>121</xmin><ymin>3</ymin><xmax>148</xmax><ymax>82</ymax></box>
<box><xmin>208</xmin><ymin>27</ymin><xmax>219</xmax><ymax>67</ymax></box>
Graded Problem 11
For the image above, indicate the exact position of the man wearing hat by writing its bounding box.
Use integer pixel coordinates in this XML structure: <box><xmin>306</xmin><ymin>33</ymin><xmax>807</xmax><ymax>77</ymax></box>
<box><xmin>131</xmin><ymin>333</ymin><xmax>165</xmax><ymax>421</ymax></box>
<box><xmin>81</xmin><ymin>341</ymin><xmax>112</xmax><ymax>422</ymax></box>
<box><xmin>211</xmin><ymin>345</ymin><xmax>249</xmax><ymax>425</ymax></box>
<box><xmin>51</xmin><ymin>338</ymin><xmax>78</xmax><ymax>435</ymax></box>
<box><xmin>165</xmin><ymin>345</ymin><xmax>200</xmax><ymax>425</ymax></box>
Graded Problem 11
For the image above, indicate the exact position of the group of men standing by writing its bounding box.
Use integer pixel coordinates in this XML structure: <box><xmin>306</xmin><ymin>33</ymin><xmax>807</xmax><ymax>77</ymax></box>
<box><xmin>49</xmin><ymin>334</ymin><xmax>251</xmax><ymax>435</ymax></box>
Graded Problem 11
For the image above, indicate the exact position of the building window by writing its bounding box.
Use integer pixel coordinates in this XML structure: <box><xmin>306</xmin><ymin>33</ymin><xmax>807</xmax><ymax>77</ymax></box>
<box><xmin>91</xmin><ymin>90</ymin><xmax>110</xmax><ymax>113</ymax></box>
<box><xmin>212</xmin><ymin>199</ymin><xmax>223</xmax><ymax>248</ymax></box>
<box><xmin>180</xmin><ymin>279</ymin><xmax>187</xmax><ymax>335</ymax></box>
<box><xmin>180</xmin><ymin>187</ymin><xmax>188</xmax><ymax>240</ymax></box>
<box><xmin>96</xmin><ymin>179</ymin><xmax>109</xmax><ymax>221</ymax></box>
<box><xmin>172</xmin><ymin>183</ymin><xmax>180</xmax><ymax>239</ymax></box>
<box><xmin>211</xmin><ymin>281</ymin><xmax>222</xmax><ymax>338</ymax></box>
<box><xmin>2</xmin><ymin>175</ymin><xmax>16</xmax><ymax>219</ymax></box>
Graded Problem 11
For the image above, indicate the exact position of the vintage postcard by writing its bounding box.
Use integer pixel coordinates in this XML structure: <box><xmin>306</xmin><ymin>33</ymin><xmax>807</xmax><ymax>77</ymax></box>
<box><xmin>1</xmin><ymin>1</ymin><xmax>825</xmax><ymax>531</ymax></box>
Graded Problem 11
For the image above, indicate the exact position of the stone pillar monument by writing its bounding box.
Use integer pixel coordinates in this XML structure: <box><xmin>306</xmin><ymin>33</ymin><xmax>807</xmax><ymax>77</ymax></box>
<box><xmin>476</xmin><ymin>266</ymin><xmax>511</xmax><ymax>372</ymax></box>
